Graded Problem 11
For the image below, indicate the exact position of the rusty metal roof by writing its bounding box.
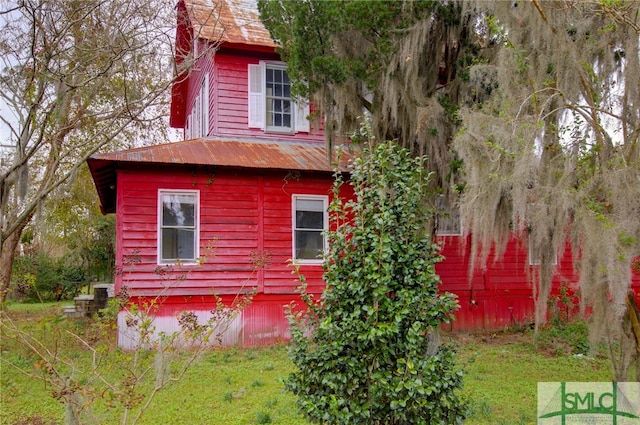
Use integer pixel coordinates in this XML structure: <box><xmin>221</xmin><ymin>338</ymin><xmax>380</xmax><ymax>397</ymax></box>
<box><xmin>184</xmin><ymin>0</ymin><xmax>276</xmax><ymax>48</ymax></box>
<box><xmin>88</xmin><ymin>138</ymin><xmax>354</xmax><ymax>214</ymax></box>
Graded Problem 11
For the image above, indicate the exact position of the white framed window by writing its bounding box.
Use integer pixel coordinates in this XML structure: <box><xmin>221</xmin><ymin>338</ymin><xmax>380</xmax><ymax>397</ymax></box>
<box><xmin>158</xmin><ymin>190</ymin><xmax>199</xmax><ymax>264</ymax></box>
<box><xmin>526</xmin><ymin>202</ymin><xmax>558</xmax><ymax>266</ymax></box>
<box><xmin>248</xmin><ymin>61</ymin><xmax>310</xmax><ymax>133</ymax></box>
<box><xmin>186</xmin><ymin>73</ymin><xmax>209</xmax><ymax>139</ymax></box>
<box><xmin>436</xmin><ymin>195</ymin><xmax>462</xmax><ymax>236</ymax></box>
<box><xmin>528</xmin><ymin>237</ymin><xmax>558</xmax><ymax>266</ymax></box>
<box><xmin>292</xmin><ymin>195</ymin><xmax>328</xmax><ymax>263</ymax></box>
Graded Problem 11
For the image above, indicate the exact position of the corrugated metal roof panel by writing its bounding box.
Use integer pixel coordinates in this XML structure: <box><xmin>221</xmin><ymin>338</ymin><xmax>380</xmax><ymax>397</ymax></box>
<box><xmin>87</xmin><ymin>138</ymin><xmax>354</xmax><ymax>214</ymax></box>
<box><xmin>184</xmin><ymin>0</ymin><xmax>275</xmax><ymax>48</ymax></box>
<box><xmin>91</xmin><ymin>138</ymin><xmax>351</xmax><ymax>171</ymax></box>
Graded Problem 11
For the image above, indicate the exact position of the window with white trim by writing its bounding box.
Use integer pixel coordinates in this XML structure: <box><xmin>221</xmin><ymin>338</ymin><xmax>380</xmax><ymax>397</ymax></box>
<box><xmin>186</xmin><ymin>73</ymin><xmax>209</xmax><ymax>139</ymax></box>
<box><xmin>248</xmin><ymin>61</ymin><xmax>310</xmax><ymax>133</ymax></box>
<box><xmin>158</xmin><ymin>190</ymin><xmax>199</xmax><ymax>264</ymax></box>
<box><xmin>526</xmin><ymin>202</ymin><xmax>558</xmax><ymax>265</ymax></box>
<box><xmin>436</xmin><ymin>195</ymin><xmax>462</xmax><ymax>236</ymax></box>
<box><xmin>528</xmin><ymin>237</ymin><xmax>558</xmax><ymax>266</ymax></box>
<box><xmin>292</xmin><ymin>195</ymin><xmax>328</xmax><ymax>262</ymax></box>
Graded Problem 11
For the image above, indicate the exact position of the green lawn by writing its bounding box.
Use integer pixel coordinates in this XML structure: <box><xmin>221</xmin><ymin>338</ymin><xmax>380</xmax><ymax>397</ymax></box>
<box><xmin>0</xmin><ymin>303</ymin><xmax>616</xmax><ymax>425</ymax></box>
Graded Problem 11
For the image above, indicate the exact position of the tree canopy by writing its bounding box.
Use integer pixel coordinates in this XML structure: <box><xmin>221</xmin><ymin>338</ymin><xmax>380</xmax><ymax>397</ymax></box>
<box><xmin>0</xmin><ymin>0</ymin><xmax>188</xmax><ymax>301</ymax></box>
<box><xmin>259</xmin><ymin>0</ymin><xmax>640</xmax><ymax>379</ymax></box>
<box><xmin>259</xmin><ymin>0</ymin><xmax>469</xmax><ymax>195</ymax></box>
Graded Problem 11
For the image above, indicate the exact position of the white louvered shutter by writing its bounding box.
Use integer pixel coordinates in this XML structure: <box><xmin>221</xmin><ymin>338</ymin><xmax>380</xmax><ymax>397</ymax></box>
<box><xmin>248</xmin><ymin>63</ymin><xmax>265</xmax><ymax>129</ymax></box>
<box><xmin>294</xmin><ymin>99</ymin><xmax>310</xmax><ymax>133</ymax></box>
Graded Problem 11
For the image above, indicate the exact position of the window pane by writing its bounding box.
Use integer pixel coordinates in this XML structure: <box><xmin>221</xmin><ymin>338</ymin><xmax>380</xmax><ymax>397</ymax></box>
<box><xmin>266</xmin><ymin>101</ymin><xmax>273</xmax><ymax>126</ymax></box>
<box><xmin>435</xmin><ymin>195</ymin><xmax>461</xmax><ymax>235</ymax></box>
<box><xmin>296</xmin><ymin>210</ymin><xmax>323</xmax><ymax>229</ymax></box>
<box><xmin>295</xmin><ymin>230</ymin><xmax>324</xmax><ymax>260</ymax></box>
<box><xmin>162</xmin><ymin>194</ymin><xmax>195</xmax><ymax>226</ymax></box>
<box><xmin>265</xmin><ymin>66</ymin><xmax>292</xmax><ymax>131</ymax></box>
<box><xmin>296</xmin><ymin>198</ymin><xmax>324</xmax><ymax>212</ymax></box>
<box><xmin>161</xmin><ymin>229</ymin><xmax>195</xmax><ymax>260</ymax></box>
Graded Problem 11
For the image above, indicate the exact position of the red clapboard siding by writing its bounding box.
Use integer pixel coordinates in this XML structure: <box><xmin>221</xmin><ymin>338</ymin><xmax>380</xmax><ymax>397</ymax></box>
<box><xmin>114</xmin><ymin>166</ymin><xmax>340</xmax><ymax>298</ymax></box>
<box><xmin>112</xmin><ymin>159</ymin><xmax>638</xmax><ymax>339</ymax></box>
<box><xmin>111</xmin><ymin>165</ymin><xmax>640</xmax><ymax>342</ymax></box>
<box><xmin>207</xmin><ymin>50</ymin><xmax>325</xmax><ymax>142</ymax></box>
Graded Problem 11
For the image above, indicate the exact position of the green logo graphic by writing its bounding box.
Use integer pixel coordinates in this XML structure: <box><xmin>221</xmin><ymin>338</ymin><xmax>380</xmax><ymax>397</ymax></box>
<box><xmin>538</xmin><ymin>382</ymin><xmax>640</xmax><ymax>425</ymax></box>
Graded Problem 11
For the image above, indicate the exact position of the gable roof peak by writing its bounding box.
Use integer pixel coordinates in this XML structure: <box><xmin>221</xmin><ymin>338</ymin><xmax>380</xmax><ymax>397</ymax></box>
<box><xmin>184</xmin><ymin>0</ymin><xmax>275</xmax><ymax>48</ymax></box>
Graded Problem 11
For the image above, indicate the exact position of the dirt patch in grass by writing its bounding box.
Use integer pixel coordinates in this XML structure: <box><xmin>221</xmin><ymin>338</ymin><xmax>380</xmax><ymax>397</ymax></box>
<box><xmin>451</xmin><ymin>321</ymin><xmax>594</xmax><ymax>359</ymax></box>
<box><xmin>452</xmin><ymin>328</ymin><xmax>534</xmax><ymax>346</ymax></box>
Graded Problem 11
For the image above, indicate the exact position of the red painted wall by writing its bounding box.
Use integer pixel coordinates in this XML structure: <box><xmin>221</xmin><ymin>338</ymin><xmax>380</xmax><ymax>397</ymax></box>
<box><xmin>181</xmin><ymin>47</ymin><xmax>324</xmax><ymax>143</ymax></box>
<box><xmin>113</xmin><ymin>163</ymin><xmax>640</xmax><ymax>345</ymax></box>
<box><xmin>437</xmin><ymin>235</ymin><xmax>640</xmax><ymax>330</ymax></box>
<box><xmin>114</xmin><ymin>165</ymin><xmax>347</xmax><ymax>298</ymax></box>
<box><xmin>170</xmin><ymin>0</ymin><xmax>193</xmax><ymax>128</ymax></box>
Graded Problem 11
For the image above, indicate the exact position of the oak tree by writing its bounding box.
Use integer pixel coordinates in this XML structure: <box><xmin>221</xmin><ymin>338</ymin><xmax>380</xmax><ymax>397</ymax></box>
<box><xmin>260</xmin><ymin>0</ymin><xmax>640</xmax><ymax>379</ymax></box>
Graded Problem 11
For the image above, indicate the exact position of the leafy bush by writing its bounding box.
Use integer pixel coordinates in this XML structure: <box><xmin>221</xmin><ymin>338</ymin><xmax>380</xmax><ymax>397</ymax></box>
<box><xmin>12</xmin><ymin>253</ymin><xmax>86</xmax><ymax>302</ymax></box>
<box><xmin>286</xmin><ymin>141</ymin><xmax>468</xmax><ymax>424</ymax></box>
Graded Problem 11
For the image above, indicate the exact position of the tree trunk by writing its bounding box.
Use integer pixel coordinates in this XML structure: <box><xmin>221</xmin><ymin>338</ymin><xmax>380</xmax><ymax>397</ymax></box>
<box><xmin>0</xmin><ymin>220</ymin><xmax>29</xmax><ymax>304</ymax></box>
<box><xmin>627</xmin><ymin>293</ymin><xmax>640</xmax><ymax>381</ymax></box>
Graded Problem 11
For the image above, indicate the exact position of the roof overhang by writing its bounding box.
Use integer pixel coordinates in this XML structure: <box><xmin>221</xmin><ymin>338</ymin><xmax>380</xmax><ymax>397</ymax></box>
<box><xmin>87</xmin><ymin>138</ymin><xmax>354</xmax><ymax>214</ymax></box>
<box><xmin>185</xmin><ymin>0</ymin><xmax>277</xmax><ymax>48</ymax></box>
<box><xmin>170</xmin><ymin>0</ymin><xmax>278</xmax><ymax>129</ymax></box>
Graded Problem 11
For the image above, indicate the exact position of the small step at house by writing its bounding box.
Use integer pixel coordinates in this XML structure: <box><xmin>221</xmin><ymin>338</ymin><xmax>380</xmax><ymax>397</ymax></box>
<box><xmin>63</xmin><ymin>283</ymin><xmax>114</xmax><ymax>318</ymax></box>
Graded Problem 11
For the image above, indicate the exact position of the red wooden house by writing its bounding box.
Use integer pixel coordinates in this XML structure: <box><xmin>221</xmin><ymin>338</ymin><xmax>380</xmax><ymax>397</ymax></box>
<box><xmin>88</xmin><ymin>0</ymin><xmax>639</xmax><ymax>347</ymax></box>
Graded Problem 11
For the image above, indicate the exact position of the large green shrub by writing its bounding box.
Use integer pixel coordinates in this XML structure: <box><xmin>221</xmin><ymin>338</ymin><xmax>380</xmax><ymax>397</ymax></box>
<box><xmin>286</xmin><ymin>141</ymin><xmax>467</xmax><ymax>424</ymax></box>
<box><xmin>12</xmin><ymin>253</ymin><xmax>86</xmax><ymax>302</ymax></box>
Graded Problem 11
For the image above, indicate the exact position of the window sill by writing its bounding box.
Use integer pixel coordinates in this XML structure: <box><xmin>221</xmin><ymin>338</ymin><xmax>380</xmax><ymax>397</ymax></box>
<box><xmin>292</xmin><ymin>259</ymin><xmax>324</xmax><ymax>266</ymax></box>
<box><xmin>265</xmin><ymin>127</ymin><xmax>295</xmax><ymax>135</ymax></box>
<box><xmin>157</xmin><ymin>261</ymin><xmax>200</xmax><ymax>267</ymax></box>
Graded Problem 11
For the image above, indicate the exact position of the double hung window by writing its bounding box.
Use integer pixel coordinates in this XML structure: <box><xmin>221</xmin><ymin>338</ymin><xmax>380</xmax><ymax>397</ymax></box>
<box><xmin>265</xmin><ymin>67</ymin><xmax>292</xmax><ymax>131</ymax></box>
<box><xmin>248</xmin><ymin>61</ymin><xmax>309</xmax><ymax>133</ymax></box>
<box><xmin>436</xmin><ymin>195</ymin><xmax>462</xmax><ymax>236</ymax></box>
<box><xmin>158</xmin><ymin>190</ymin><xmax>199</xmax><ymax>264</ymax></box>
<box><xmin>528</xmin><ymin>238</ymin><xmax>558</xmax><ymax>266</ymax></box>
<box><xmin>292</xmin><ymin>195</ymin><xmax>328</xmax><ymax>262</ymax></box>
<box><xmin>526</xmin><ymin>203</ymin><xmax>558</xmax><ymax>265</ymax></box>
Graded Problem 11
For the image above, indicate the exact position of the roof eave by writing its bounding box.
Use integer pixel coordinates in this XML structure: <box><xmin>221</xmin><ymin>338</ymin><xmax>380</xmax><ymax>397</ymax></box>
<box><xmin>87</xmin><ymin>157</ymin><xmax>117</xmax><ymax>215</ymax></box>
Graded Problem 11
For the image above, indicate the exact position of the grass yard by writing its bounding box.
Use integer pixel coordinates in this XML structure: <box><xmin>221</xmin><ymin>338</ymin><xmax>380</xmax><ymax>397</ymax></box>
<box><xmin>0</xmin><ymin>303</ymin><xmax>617</xmax><ymax>425</ymax></box>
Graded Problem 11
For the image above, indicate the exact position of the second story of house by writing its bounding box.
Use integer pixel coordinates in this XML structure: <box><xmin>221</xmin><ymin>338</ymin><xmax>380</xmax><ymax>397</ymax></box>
<box><xmin>170</xmin><ymin>0</ymin><xmax>323</xmax><ymax>143</ymax></box>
